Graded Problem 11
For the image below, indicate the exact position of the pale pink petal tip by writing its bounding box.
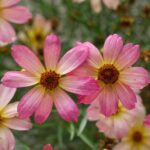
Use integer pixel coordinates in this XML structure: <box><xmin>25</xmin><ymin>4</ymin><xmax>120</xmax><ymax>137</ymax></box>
<box><xmin>144</xmin><ymin>115</ymin><xmax>150</xmax><ymax>128</ymax></box>
<box><xmin>43</xmin><ymin>144</ymin><xmax>53</xmax><ymax>150</ymax></box>
<box><xmin>104</xmin><ymin>34</ymin><xmax>123</xmax><ymax>62</ymax></box>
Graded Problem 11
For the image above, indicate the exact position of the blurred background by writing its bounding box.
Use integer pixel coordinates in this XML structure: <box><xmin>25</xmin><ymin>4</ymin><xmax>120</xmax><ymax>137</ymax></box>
<box><xmin>0</xmin><ymin>0</ymin><xmax>150</xmax><ymax>149</ymax></box>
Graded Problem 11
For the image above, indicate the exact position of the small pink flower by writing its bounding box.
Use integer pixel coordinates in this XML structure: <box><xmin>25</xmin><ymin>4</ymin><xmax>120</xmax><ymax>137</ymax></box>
<box><xmin>87</xmin><ymin>95</ymin><xmax>145</xmax><ymax>139</ymax></box>
<box><xmin>2</xmin><ymin>33</ymin><xmax>99</xmax><ymax>124</ymax></box>
<box><xmin>0</xmin><ymin>84</ymin><xmax>32</xmax><ymax>150</ymax></box>
<box><xmin>43</xmin><ymin>144</ymin><xmax>53</xmax><ymax>150</ymax></box>
<box><xmin>0</xmin><ymin>0</ymin><xmax>32</xmax><ymax>46</ymax></box>
<box><xmin>113</xmin><ymin>116</ymin><xmax>150</xmax><ymax>150</ymax></box>
<box><xmin>71</xmin><ymin>34</ymin><xmax>150</xmax><ymax>117</ymax></box>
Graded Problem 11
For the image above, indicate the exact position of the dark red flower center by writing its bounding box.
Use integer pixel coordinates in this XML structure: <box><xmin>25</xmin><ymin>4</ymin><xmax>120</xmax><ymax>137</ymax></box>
<box><xmin>98</xmin><ymin>64</ymin><xmax>119</xmax><ymax>84</ymax></box>
<box><xmin>40</xmin><ymin>71</ymin><xmax>60</xmax><ymax>90</ymax></box>
<box><xmin>132</xmin><ymin>131</ymin><xmax>143</xmax><ymax>142</ymax></box>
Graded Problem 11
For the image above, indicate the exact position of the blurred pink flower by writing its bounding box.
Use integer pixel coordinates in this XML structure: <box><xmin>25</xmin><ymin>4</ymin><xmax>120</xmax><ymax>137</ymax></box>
<box><xmin>71</xmin><ymin>34</ymin><xmax>150</xmax><ymax>117</ymax></box>
<box><xmin>87</xmin><ymin>95</ymin><xmax>145</xmax><ymax>139</ymax></box>
<box><xmin>43</xmin><ymin>144</ymin><xmax>53</xmax><ymax>150</ymax></box>
<box><xmin>0</xmin><ymin>84</ymin><xmax>32</xmax><ymax>150</ymax></box>
<box><xmin>2</xmin><ymin>33</ymin><xmax>99</xmax><ymax>124</ymax></box>
<box><xmin>113</xmin><ymin>116</ymin><xmax>150</xmax><ymax>150</ymax></box>
<box><xmin>0</xmin><ymin>0</ymin><xmax>32</xmax><ymax>46</ymax></box>
<box><xmin>73</xmin><ymin>0</ymin><xmax>120</xmax><ymax>13</ymax></box>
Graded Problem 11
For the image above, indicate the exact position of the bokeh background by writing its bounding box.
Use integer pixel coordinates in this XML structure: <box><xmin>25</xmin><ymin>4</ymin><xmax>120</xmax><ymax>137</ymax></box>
<box><xmin>0</xmin><ymin>0</ymin><xmax>150</xmax><ymax>149</ymax></box>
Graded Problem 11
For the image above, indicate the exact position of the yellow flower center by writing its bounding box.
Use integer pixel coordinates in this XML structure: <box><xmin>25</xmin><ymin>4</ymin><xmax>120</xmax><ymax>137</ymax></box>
<box><xmin>40</xmin><ymin>71</ymin><xmax>60</xmax><ymax>90</ymax></box>
<box><xmin>98</xmin><ymin>64</ymin><xmax>119</xmax><ymax>84</ymax></box>
<box><xmin>132</xmin><ymin>131</ymin><xmax>143</xmax><ymax>143</ymax></box>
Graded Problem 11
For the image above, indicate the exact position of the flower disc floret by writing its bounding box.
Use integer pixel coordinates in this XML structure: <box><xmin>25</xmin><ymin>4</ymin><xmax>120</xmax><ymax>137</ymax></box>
<box><xmin>98</xmin><ymin>64</ymin><xmax>119</xmax><ymax>84</ymax></box>
<box><xmin>40</xmin><ymin>71</ymin><xmax>60</xmax><ymax>90</ymax></box>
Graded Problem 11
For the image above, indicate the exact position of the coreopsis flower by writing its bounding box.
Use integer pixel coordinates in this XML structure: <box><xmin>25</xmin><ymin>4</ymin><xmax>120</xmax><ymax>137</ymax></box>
<box><xmin>73</xmin><ymin>0</ymin><xmax>120</xmax><ymax>13</ymax></box>
<box><xmin>71</xmin><ymin>34</ymin><xmax>150</xmax><ymax>116</ymax></box>
<box><xmin>113</xmin><ymin>116</ymin><xmax>150</xmax><ymax>150</ymax></box>
<box><xmin>18</xmin><ymin>14</ymin><xmax>52</xmax><ymax>55</ymax></box>
<box><xmin>0</xmin><ymin>84</ymin><xmax>32</xmax><ymax>150</ymax></box>
<box><xmin>43</xmin><ymin>144</ymin><xmax>53</xmax><ymax>150</ymax></box>
<box><xmin>2</xmin><ymin>33</ymin><xmax>99</xmax><ymax>124</ymax></box>
<box><xmin>87</xmin><ymin>95</ymin><xmax>145</xmax><ymax>139</ymax></box>
<box><xmin>0</xmin><ymin>0</ymin><xmax>32</xmax><ymax>46</ymax></box>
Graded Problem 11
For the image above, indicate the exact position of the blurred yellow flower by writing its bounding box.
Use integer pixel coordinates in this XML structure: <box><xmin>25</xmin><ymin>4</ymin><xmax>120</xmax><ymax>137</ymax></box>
<box><xmin>114</xmin><ymin>121</ymin><xmax>150</xmax><ymax>150</ymax></box>
<box><xmin>18</xmin><ymin>14</ymin><xmax>52</xmax><ymax>55</ymax></box>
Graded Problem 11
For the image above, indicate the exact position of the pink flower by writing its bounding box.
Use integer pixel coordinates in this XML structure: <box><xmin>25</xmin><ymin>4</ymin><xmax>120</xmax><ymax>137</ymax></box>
<box><xmin>87</xmin><ymin>95</ymin><xmax>145</xmax><ymax>139</ymax></box>
<box><xmin>71</xmin><ymin>34</ymin><xmax>150</xmax><ymax>117</ymax></box>
<box><xmin>43</xmin><ymin>144</ymin><xmax>53</xmax><ymax>150</ymax></box>
<box><xmin>113</xmin><ymin>116</ymin><xmax>150</xmax><ymax>150</ymax></box>
<box><xmin>2</xmin><ymin>33</ymin><xmax>99</xmax><ymax>124</ymax></box>
<box><xmin>0</xmin><ymin>0</ymin><xmax>32</xmax><ymax>46</ymax></box>
<box><xmin>0</xmin><ymin>84</ymin><xmax>32</xmax><ymax>150</ymax></box>
<box><xmin>73</xmin><ymin>0</ymin><xmax>120</xmax><ymax>13</ymax></box>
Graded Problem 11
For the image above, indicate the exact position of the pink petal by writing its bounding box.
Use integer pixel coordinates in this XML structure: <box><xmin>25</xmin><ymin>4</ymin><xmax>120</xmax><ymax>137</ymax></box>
<box><xmin>120</xmin><ymin>67</ymin><xmax>150</xmax><ymax>90</ymax></box>
<box><xmin>53</xmin><ymin>88</ymin><xmax>79</xmax><ymax>122</ymax></box>
<box><xmin>78</xmin><ymin>91</ymin><xmax>99</xmax><ymax>104</ymax></box>
<box><xmin>103</xmin><ymin>34</ymin><xmax>123</xmax><ymax>63</ymax></box>
<box><xmin>57</xmin><ymin>45</ymin><xmax>88</xmax><ymax>75</ymax></box>
<box><xmin>77</xmin><ymin>42</ymin><xmax>103</xmax><ymax>68</ymax></box>
<box><xmin>60</xmin><ymin>76</ymin><xmax>100</xmax><ymax>95</ymax></box>
<box><xmin>34</xmin><ymin>93</ymin><xmax>53</xmax><ymax>124</ymax></box>
<box><xmin>103</xmin><ymin>0</ymin><xmax>120</xmax><ymax>10</ymax></box>
<box><xmin>144</xmin><ymin>115</ymin><xmax>150</xmax><ymax>128</ymax></box>
<box><xmin>0</xmin><ymin>0</ymin><xmax>20</xmax><ymax>7</ymax></box>
<box><xmin>3</xmin><ymin>118</ymin><xmax>32</xmax><ymax>131</ymax></box>
<box><xmin>2</xmin><ymin>102</ymin><xmax>18</xmax><ymax>118</ymax></box>
<box><xmin>69</xmin><ymin>62</ymin><xmax>97</xmax><ymax>78</ymax></box>
<box><xmin>33</xmin><ymin>15</ymin><xmax>51</xmax><ymax>30</ymax></box>
<box><xmin>90</xmin><ymin>0</ymin><xmax>102</xmax><ymax>13</ymax></box>
<box><xmin>0</xmin><ymin>84</ymin><xmax>16</xmax><ymax>110</ymax></box>
<box><xmin>0</xmin><ymin>127</ymin><xmax>15</xmax><ymax>150</ymax></box>
<box><xmin>98</xmin><ymin>86</ymin><xmax>118</xmax><ymax>117</ymax></box>
<box><xmin>2</xmin><ymin>71</ymin><xmax>39</xmax><ymax>88</ymax></box>
<box><xmin>115</xmin><ymin>82</ymin><xmax>137</xmax><ymax>109</ymax></box>
<box><xmin>43</xmin><ymin>144</ymin><xmax>53</xmax><ymax>150</ymax></box>
<box><xmin>87</xmin><ymin>99</ymin><xmax>100</xmax><ymax>121</ymax></box>
<box><xmin>18</xmin><ymin>86</ymin><xmax>45</xmax><ymax>119</ymax></box>
<box><xmin>115</xmin><ymin>43</ymin><xmax>140</xmax><ymax>69</ymax></box>
<box><xmin>11</xmin><ymin>45</ymin><xmax>45</xmax><ymax>75</ymax></box>
<box><xmin>44</xmin><ymin>34</ymin><xmax>61</xmax><ymax>70</ymax></box>
<box><xmin>0</xmin><ymin>19</ymin><xmax>16</xmax><ymax>45</ymax></box>
<box><xmin>2</xmin><ymin>6</ymin><xmax>32</xmax><ymax>24</ymax></box>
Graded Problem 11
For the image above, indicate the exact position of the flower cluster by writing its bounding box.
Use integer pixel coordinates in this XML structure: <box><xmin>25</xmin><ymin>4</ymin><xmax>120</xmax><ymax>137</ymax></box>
<box><xmin>0</xmin><ymin>1</ymin><xmax>149</xmax><ymax>149</ymax></box>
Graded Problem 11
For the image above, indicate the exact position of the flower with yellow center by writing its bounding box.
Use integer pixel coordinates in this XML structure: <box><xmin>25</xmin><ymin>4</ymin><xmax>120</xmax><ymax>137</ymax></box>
<box><xmin>0</xmin><ymin>84</ymin><xmax>32</xmax><ymax>150</ymax></box>
<box><xmin>114</xmin><ymin>119</ymin><xmax>150</xmax><ymax>150</ymax></box>
<box><xmin>18</xmin><ymin>14</ymin><xmax>52</xmax><ymax>54</ymax></box>
<box><xmin>2</xmin><ymin>33</ymin><xmax>99</xmax><ymax>124</ymax></box>
<box><xmin>87</xmin><ymin>95</ymin><xmax>145</xmax><ymax>139</ymax></box>
<box><xmin>72</xmin><ymin>34</ymin><xmax>150</xmax><ymax>117</ymax></box>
